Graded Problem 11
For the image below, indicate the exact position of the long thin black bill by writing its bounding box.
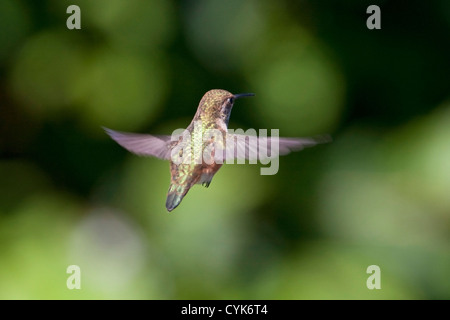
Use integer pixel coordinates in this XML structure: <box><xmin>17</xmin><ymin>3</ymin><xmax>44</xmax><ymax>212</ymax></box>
<box><xmin>233</xmin><ymin>93</ymin><xmax>255</xmax><ymax>99</ymax></box>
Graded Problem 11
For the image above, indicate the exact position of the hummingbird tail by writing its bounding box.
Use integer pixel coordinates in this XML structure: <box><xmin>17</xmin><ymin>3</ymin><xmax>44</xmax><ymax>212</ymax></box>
<box><xmin>166</xmin><ymin>183</ymin><xmax>190</xmax><ymax>212</ymax></box>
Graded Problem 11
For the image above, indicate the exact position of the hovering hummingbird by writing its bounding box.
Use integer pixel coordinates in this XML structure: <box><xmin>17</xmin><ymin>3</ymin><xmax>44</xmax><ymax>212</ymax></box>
<box><xmin>104</xmin><ymin>89</ymin><xmax>329</xmax><ymax>212</ymax></box>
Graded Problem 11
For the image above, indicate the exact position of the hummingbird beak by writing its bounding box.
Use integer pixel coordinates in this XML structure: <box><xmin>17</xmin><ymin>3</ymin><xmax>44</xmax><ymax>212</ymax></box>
<box><xmin>233</xmin><ymin>93</ymin><xmax>255</xmax><ymax>99</ymax></box>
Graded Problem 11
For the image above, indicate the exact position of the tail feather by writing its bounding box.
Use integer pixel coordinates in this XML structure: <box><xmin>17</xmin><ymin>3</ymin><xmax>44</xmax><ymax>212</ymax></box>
<box><xmin>166</xmin><ymin>183</ymin><xmax>190</xmax><ymax>212</ymax></box>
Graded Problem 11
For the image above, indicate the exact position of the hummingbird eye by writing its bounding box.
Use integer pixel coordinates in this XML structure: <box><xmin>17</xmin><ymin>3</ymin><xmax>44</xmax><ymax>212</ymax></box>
<box><xmin>227</xmin><ymin>97</ymin><xmax>234</xmax><ymax>104</ymax></box>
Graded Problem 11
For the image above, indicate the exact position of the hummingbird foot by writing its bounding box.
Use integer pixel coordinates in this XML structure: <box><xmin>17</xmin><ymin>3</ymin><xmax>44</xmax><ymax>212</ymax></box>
<box><xmin>202</xmin><ymin>181</ymin><xmax>211</xmax><ymax>188</ymax></box>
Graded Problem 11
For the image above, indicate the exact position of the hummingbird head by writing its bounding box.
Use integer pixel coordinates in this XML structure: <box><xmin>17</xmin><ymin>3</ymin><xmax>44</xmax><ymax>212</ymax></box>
<box><xmin>197</xmin><ymin>89</ymin><xmax>254</xmax><ymax>124</ymax></box>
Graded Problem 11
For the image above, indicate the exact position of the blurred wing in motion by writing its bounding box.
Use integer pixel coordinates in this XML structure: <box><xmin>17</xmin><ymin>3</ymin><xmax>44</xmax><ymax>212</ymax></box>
<box><xmin>103</xmin><ymin>127</ymin><xmax>172</xmax><ymax>160</ymax></box>
<box><xmin>223</xmin><ymin>134</ymin><xmax>331</xmax><ymax>161</ymax></box>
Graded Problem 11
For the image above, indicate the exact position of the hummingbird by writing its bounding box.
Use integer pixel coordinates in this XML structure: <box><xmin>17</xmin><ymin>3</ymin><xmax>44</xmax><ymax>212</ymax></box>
<box><xmin>104</xmin><ymin>89</ymin><xmax>329</xmax><ymax>212</ymax></box>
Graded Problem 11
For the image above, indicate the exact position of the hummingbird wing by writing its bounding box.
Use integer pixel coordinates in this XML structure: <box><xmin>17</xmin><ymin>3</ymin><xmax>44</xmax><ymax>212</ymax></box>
<box><xmin>222</xmin><ymin>134</ymin><xmax>331</xmax><ymax>161</ymax></box>
<box><xmin>103</xmin><ymin>127</ymin><xmax>172</xmax><ymax>160</ymax></box>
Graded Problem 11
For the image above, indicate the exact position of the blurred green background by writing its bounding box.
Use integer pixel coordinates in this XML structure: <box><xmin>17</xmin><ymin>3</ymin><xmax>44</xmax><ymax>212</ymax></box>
<box><xmin>1</xmin><ymin>0</ymin><xmax>450</xmax><ymax>299</ymax></box>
